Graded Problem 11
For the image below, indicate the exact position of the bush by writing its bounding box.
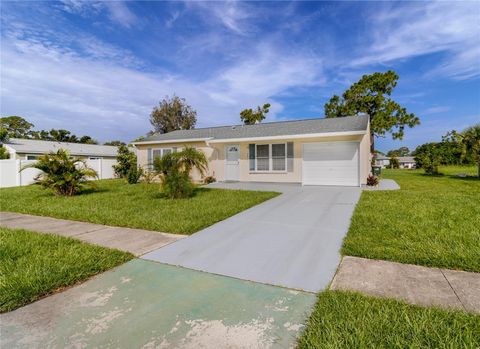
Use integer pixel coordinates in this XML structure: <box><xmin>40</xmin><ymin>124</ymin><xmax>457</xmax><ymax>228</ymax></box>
<box><xmin>153</xmin><ymin>147</ymin><xmax>208</xmax><ymax>199</ymax></box>
<box><xmin>114</xmin><ymin>145</ymin><xmax>136</xmax><ymax>178</ymax></box>
<box><xmin>141</xmin><ymin>169</ymin><xmax>157</xmax><ymax>184</ymax></box>
<box><xmin>126</xmin><ymin>166</ymin><xmax>143</xmax><ymax>184</ymax></box>
<box><xmin>388</xmin><ymin>156</ymin><xmax>400</xmax><ymax>169</ymax></box>
<box><xmin>161</xmin><ymin>171</ymin><xmax>194</xmax><ymax>199</ymax></box>
<box><xmin>367</xmin><ymin>174</ymin><xmax>379</xmax><ymax>186</ymax></box>
<box><xmin>21</xmin><ymin>149</ymin><xmax>97</xmax><ymax>196</ymax></box>
<box><xmin>422</xmin><ymin>156</ymin><xmax>440</xmax><ymax>175</ymax></box>
<box><xmin>203</xmin><ymin>176</ymin><xmax>216</xmax><ymax>184</ymax></box>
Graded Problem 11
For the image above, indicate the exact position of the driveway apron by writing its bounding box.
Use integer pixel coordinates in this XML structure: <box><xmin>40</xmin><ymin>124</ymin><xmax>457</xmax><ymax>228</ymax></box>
<box><xmin>143</xmin><ymin>183</ymin><xmax>362</xmax><ymax>292</ymax></box>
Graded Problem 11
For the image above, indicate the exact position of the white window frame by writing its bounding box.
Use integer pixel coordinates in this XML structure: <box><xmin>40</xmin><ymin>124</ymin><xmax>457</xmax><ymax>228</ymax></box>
<box><xmin>253</xmin><ymin>143</ymin><xmax>287</xmax><ymax>173</ymax></box>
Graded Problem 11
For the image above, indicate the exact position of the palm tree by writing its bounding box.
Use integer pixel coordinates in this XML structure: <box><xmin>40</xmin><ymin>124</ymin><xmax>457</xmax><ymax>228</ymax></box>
<box><xmin>175</xmin><ymin>146</ymin><xmax>208</xmax><ymax>177</ymax></box>
<box><xmin>152</xmin><ymin>147</ymin><xmax>208</xmax><ymax>198</ymax></box>
<box><xmin>458</xmin><ymin>124</ymin><xmax>480</xmax><ymax>178</ymax></box>
<box><xmin>22</xmin><ymin>149</ymin><xmax>98</xmax><ymax>196</ymax></box>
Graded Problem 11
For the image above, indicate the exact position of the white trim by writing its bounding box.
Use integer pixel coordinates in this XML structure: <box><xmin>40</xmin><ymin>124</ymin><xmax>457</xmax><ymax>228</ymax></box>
<box><xmin>132</xmin><ymin>138</ymin><xmax>213</xmax><ymax>145</ymax></box>
<box><xmin>133</xmin><ymin>131</ymin><xmax>367</xmax><ymax>146</ymax></box>
<box><xmin>209</xmin><ymin>130</ymin><xmax>366</xmax><ymax>144</ymax></box>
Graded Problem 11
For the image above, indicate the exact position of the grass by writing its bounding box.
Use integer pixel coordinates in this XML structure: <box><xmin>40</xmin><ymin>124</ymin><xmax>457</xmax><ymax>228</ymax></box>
<box><xmin>0</xmin><ymin>227</ymin><xmax>133</xmax><ymax>312</ymax></box>
<box><xmin>297</xmin><ymin>291</ymin><xmax>480</xmax><ymax>349</ymax></box>
<box><xmin>0</xmin><ymin>179</ymin><xmax>279</xmax><ymax>234</ymax></box>
<box><xmin>343</xmin><ymin>165</ymin><xmax>480</xmax><ymax>272</ymax></box>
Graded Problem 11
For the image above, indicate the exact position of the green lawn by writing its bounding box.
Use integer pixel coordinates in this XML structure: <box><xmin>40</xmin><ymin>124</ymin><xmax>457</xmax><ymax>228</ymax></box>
<box><xmin>0</xmin><ymin>227</ymin><xmax>133</xmax><ymax>312</ymax></box>
<box><xmin>0</xmin><ymin>180</ymin><xmax>278</xmax><ymax>234</ymax></box>
<box><xmin>343</xmin><ymin>166</ymin><xmax>480</xmax><ymax>272</ymax></box>
<box><xmin>298</xmin><ymin>291</ymin><xmax>480</xmax><ymax>349</ymax></box>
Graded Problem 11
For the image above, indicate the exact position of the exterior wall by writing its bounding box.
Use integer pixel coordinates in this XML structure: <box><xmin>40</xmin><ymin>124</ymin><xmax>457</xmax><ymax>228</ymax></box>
<box><xmin>135</xmin><ymin>132</ymin><xmax>372</xmax><ymax>185</ymax></box>
<box><xmin>135</xmin><ymin>141</ymin><xmax>222</xmax><ymax>182</ymax></box>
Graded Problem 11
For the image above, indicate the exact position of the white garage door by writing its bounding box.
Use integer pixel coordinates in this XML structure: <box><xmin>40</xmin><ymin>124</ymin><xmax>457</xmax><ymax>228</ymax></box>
<box><xmin>302</xmin><ymin>142</ymin><xmax>359</xmax><ymax>186</ymax></box>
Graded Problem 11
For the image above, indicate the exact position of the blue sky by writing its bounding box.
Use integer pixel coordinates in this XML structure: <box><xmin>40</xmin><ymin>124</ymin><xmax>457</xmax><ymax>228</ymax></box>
<box><xmin>1</xmin><ymin>1</ymin><xmax>479</xmax><ymax>152</ymax></box>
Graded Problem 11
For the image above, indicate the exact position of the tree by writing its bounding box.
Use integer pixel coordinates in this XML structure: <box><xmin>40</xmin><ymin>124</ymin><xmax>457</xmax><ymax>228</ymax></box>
<box><xmin>450</xmin><ymin>124</ymin><xmax>480</xmax><ymax>177</ymax></box>
<box><xmin>387</xmin><ymin>147</ymin><xmax>410</xmax><ymax>157</ymax></box>
<box><xmin>0</xmin><ymin>127</ymin><xmax>10</xmax><ymax>159</ymax></box>
<box><xmin>0</xmin><ymin>146</ymin><xmax>9</xmax><ymax>159</ymax></box>
<box><xmin>113</xmin><ymin>145</ymin><xmax>137</xmax><ymax>178</ymax></box>
<box><xmin>240</xmin><ymin>103</ymin><xmax>271</xmax><ymax>125</ymax></box>
<box><xmin>153</xmin><ymin>147</ymin><xmax>208</xmax><ymax>199</ymax></box>
<box><xmin>21</xmin><ymin>149</ymin><xmax>97</xmax><ymax>196</ymax></box>
<box><xmin>0</xmin><ymin>116</ymin><xmax>34</xmax><ymax>138</ymax></box>
<box><xmin>104</xmin><ymin>140</ymin><xmax>126</xmax><ymax>146</ymax></box>
<box><xmin>388</xmin><ymin>156</ymin><xmax>400</xmax><ymax>169</ymax></box>
<box><xmin>150</xmin><ymin>95</ymin><xmax>197</xmax><ymax>134</ymax></box>
<box><xmin>79</xmin><ymin>135</ymin><xmax>98</xmax><ymax>144</ymax></box>
<box><xmin>324</xmin><ymin>71</ymin><xmax>420</xmax><ymax>151</ymax></box>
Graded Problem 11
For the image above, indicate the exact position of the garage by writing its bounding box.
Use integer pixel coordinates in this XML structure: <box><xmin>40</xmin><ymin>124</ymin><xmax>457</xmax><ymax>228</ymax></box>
<box><xmin>302</xmin><ymin>141</ymin><xmax>359</xmax><ymax>186</ymax></box>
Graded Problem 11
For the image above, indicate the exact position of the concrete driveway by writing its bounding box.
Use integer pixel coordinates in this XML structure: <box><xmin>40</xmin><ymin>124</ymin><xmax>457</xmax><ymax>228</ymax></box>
<box><xmin>143</xmin><ymin>182</ymin><xmax>361</xmax><ymax>292</ymax></box>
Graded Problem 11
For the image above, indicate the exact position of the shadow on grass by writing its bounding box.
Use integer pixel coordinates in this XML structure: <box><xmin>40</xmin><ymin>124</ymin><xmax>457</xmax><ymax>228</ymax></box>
<box><xmin>151</xmin><ymin>187</ymin><xmax>210</xmax><ymax>200</ymax></box>
<box><xmin>447</xmin><ymin>175</ymin><xmax>480</xmax><ymax>182</ymax></box>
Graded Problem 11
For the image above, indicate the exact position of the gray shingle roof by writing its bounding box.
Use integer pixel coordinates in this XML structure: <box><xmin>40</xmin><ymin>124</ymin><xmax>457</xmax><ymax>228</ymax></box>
<box><xmin>6</xmin><ymin>138</ymin><xmax>119</xmax><ymax>157</ymax></box>
<box><xmin>137</xmin><ymin>115</ymin><xmax>369</xmax><ymax>143</ymax></box>
<box><xmin>398</xmin><ymin>156</ymin><xmax>415</xmax><ymax>163</ymax></box>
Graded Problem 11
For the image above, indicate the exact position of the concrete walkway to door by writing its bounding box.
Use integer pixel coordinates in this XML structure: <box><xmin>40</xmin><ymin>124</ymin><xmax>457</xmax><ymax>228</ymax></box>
<box><xmin>143</xmin><ymin>182</ymin><xmax>362</xmax><ymax>292</ymax></box>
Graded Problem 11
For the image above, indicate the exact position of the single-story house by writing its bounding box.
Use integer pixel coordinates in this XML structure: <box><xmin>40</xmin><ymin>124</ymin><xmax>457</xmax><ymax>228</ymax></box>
<box><xmin>133</xmin><ymin>115</ymin><xmax>371</xmax><ymax>187</ymax></box>
<box><xmin>398</xmin><ymin>156</ymin><xmax>416</xmax><ymax>169</ymax></box>
<box><xmin>3</xmin><ymin>138</ymin><xmax>119</xmax><ymax>160</ymax></box>
<box><xmin>374</xmin><ymin>154</ymin><xmax>390</xmax><ymax>168</ymax></box>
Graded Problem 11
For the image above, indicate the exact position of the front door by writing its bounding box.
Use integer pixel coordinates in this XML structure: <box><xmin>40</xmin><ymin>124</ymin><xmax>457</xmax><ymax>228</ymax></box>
<box><xmin>225</xmin><ymin>145</ymin><xmax>240</xmax><ymax>181</ymax></box>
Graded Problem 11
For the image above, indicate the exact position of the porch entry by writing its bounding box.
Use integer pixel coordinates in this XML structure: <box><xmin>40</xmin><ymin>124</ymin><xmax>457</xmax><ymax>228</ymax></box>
<box><xmin>225</xmin><ymin>145</ymin><xmax>240</xmax><ymax>181</ymax></box>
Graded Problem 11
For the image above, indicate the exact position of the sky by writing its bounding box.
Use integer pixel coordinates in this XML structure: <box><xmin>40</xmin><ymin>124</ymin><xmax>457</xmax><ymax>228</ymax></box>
<box><xmin>1</xmin><ymin>1</ymin><xmax>479</xmax><ymax>153</ymax></box>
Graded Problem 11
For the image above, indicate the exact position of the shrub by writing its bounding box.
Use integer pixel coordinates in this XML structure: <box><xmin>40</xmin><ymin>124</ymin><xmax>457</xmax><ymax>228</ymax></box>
<box><xmin>153</xmin><ymin>147</ymin><xmax>208</xmax><ymax>199</ymax></box>
<box><xmin>161</xmin><ymin>171</ymin><xmax>194</xmax><ymax>199</ymax></box>
<box><xmin>422</xmin><ymin>156</ymin><xmax>440</xmax><ymax>175</ymax></box>
<box><xmin>0</xmin><ymin>145</ymin><xmax>9</xmax><ymax>159</ymax></box>
<box><xmin>203</xmin><ymin>176</ymin><xmax>216</xmax><ymax>184</ymax></box>
<box><xmin>113</xmin><ymin>145</ymin><xmax>136</xmax><ymax>178</ymax></box>
<box><xmin>388</xmin><ymin>156</ymin><xmax>400</xmax><ymax>169</ymax></box>
<box><xmin>367</xmin><ymin>174</ymin><xmax>379</xmax><ymax>186</ymax></box>
<box><xmin>126</xmin><ymin>166</ymin><xmax>143</xmax><ymax>184</ymax></box>
<box><xmin>141</xmin><ymin>169</ymin><xmax>157</xmax><ymax>184</ymax></box>
<box><xmin>21</xmin><ymin>149</ymin><xmax>97</xmax><ymax>196</ymax></box>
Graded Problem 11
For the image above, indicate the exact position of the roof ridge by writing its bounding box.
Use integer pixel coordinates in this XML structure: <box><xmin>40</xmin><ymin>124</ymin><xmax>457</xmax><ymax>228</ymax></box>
<box><xmin>154</xmin><ymin>114</ymin><xmax>364</xmax><ymax>134</ymax></box>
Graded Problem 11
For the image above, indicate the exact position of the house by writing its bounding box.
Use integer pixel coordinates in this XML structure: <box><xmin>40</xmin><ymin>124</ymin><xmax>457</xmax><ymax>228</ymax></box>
<box><xmin>133</xmin><ymin>115</ymin><xmax>371</xmax><ymax>187</ymax></box>
<box><xmin>375</xmin><ymin>154</ymin><xmax>390</xmax><ymax>168</ymax></box>
<box><xmin>3</xmin><ymin>138</ymin><xmax>119</xmax><ymax>160</ymax></box>
<box><xmin>398</xmin><ymin>156</ymin><xmax>416</xmax><ymax>169</ymax></box>
<box><xmin>0</xmin><ymin>139</ymin><xmax>121</xmax><ymax>188</ymax></box>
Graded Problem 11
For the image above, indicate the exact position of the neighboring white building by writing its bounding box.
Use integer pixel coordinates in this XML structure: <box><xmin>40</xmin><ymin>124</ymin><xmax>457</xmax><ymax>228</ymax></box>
<box><xmin>3</xmin><ymin>138</ymin><xmax>118</xmax><ymax>160</ymax></box>
<box><xmin>374</xmin><ymin>155</ymin><xmax>390</xmax><ymax>168</ymax></box>
<box><xmin>0</xmin><ymin>138</ymin><xmax>121</xmax><ymax>188</ymax></box>
<box><xmin>398</xmin><ymin>156</ymin><xmax>416</xmax><ymax>169</ymax></box>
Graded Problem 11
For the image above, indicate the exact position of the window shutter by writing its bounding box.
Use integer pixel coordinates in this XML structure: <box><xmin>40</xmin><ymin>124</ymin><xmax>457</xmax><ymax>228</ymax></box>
<box><xmin>287</xmin><ymin>142</ymin><xmax>294</xmax><ymax>172</ymax></box>
<box><xmin>147</xmin><ymin>148</ymin><xmax>152</xmax><ymax>170</ymax></box>
<box><xmin>248</xmin><ymin>144</ymin><xmax>256</xmax><ymax>171</ymax></box>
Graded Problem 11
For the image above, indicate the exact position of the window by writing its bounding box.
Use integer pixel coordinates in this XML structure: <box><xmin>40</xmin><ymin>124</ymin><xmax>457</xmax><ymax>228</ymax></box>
<box><xmin>272</xmin><ymin>144</ymin><xmax>286</xmax><ymax>171</ymax></box>
<box><xmin>250</xmin><ymin>143</ymin><xmax>288</xmax><ymax>172</ymax></box>
<box><xmin>256</xmin><ymin>144</ymin><xmax>270</xmax><ymax>171</ymax></box>
<box><xmin>89</xmin><ymin>157</ymin><xmax>102</xmax><ymax>160</ymax></box>
<box><xmin>26</xmin><ymin>155</ymin><xmax>39</xmax><ymax>160</ymax></box>
<box><xmin>152</xmin><ymin>148</ymin><xmax>172</xmax><ymax>160</ymax></box>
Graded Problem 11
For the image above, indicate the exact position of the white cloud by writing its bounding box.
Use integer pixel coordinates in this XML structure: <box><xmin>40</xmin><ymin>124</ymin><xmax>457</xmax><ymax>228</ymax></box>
<box><xmin>0</xmin><ymin>33</ymin><xmax>325</xmax><ymax>141</ymax></box>
<box><xmin>351</xmin><ymin>2</ymin><xmax>480</xmax><ymax>80</ymax></box>
<box><xmin>423</xmin><ymin>106</ymin><xmax>451</xmax><ymax>115</ymax></box>
<box><xmin>60</xmin><ymin>0</ymin><xmax>137</xmax><ymax>28</ymax></box>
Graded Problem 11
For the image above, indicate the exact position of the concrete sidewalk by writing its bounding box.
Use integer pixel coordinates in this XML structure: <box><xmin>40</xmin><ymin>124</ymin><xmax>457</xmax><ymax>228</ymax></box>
<box><xmin>0</xmin><ymin>212</ymin><xmax>185</xmax><ymax>256</ymax></box>
<box><xmin>331</xmin><ymin>256</ymin><xmax>480</xmax><ymax>313</ymax></box>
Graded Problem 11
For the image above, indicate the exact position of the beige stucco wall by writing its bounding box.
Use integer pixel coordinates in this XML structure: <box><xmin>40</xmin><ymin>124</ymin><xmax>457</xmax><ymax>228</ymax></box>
<box><xmin>135</xmin><ymin>131</ymin><xmax>372</xmax><ymax>185</ymax></box>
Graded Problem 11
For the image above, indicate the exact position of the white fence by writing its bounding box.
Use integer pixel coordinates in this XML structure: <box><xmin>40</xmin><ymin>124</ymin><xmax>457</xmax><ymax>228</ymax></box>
<box><xmin>0</xmin><ymin>158</ymin><xmax>118</xmax><ymax>188</ymax></box>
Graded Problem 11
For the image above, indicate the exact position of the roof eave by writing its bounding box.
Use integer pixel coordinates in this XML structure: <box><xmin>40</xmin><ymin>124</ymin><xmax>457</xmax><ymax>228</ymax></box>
<box><xmin>132</xmin><ymin>137</ymin><xmax>213</xmax><ymax>146</ymax></box>
<box><xmin>208</xmin><ymin>130</ymin><xmax>367</xmax><ymax>144</ymax></box>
